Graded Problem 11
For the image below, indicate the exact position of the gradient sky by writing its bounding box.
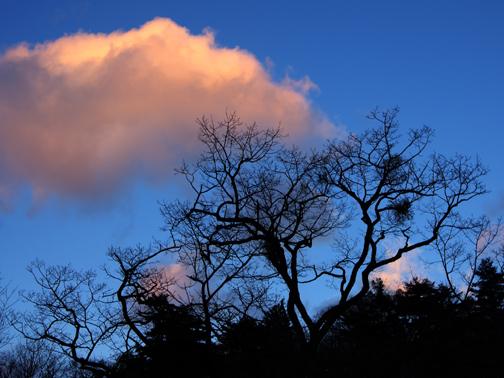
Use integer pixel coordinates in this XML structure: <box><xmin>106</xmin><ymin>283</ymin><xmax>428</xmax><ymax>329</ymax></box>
<box><xmin>1</xmin><ymin>0</ymin><xmax>503</xmax><ymax>312</ymax></box>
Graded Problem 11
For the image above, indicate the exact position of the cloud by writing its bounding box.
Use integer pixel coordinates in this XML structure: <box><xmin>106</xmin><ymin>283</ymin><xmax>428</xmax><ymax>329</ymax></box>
<box><xmin>372</xmin><ymin>238</ymin><xmax>429</xmax><ymax>289</ymax></box>
<box><xmin>162</xmin><ymin>263</ymin><xmax>192</xmax><ymax>300</ymax></box>
<box><xmin>0</xmin><ymin>18</ymin><xmax>337</xmax><ymax>211</ymax></box>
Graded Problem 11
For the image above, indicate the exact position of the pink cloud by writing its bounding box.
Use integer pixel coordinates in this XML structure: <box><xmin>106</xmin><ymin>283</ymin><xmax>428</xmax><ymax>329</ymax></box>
<box><xmin>161</xmin><ymin>263</ymin><xmax>192</xmax><ymax>301</ymax></box>
<box><xmin>0</xmin><ymin>18</ymin><xmax>337</xmax><ymax>211</ymax></box>
<box><xmin>372</xmin><ymin>239</ymin><xmax>429</xmax><ymax>290</ymax></box>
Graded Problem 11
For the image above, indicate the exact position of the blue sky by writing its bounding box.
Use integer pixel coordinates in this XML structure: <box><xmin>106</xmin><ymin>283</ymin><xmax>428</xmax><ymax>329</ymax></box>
<box><xmin>0</xmin><ymin>0</ymin><xmax>503</xmax><ymax>308</ymax></box>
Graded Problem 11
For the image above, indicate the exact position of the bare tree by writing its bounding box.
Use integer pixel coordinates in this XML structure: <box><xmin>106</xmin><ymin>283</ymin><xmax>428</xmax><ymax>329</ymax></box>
<box><xmin>18</xmin><ymin>108</ymin><xmax>489</xmax><ymax>375</ymax></box>
<box><xmin>14</xmin><ymin>260</ymin><xmax>119</xmax><ymax>376</ymax></box>
<box><xmin>15</xmin><ymin>232</ymin><xmax>270</xmax><ymax>375</ymax></box>
<box><xmin>427</xmin><ymin>215</ymin><xmax>502</xmax><ymax>301</ymax></box>
<box><xmin>311</xmin><ymin>107</ymin><xmax>488</xmax><ymax>348</ymax></box>
<box><xmin>0</xmin><ymin>275</ymin><xmax>15</xmax><ymax>349</ymax></box>
<box><xmin>162</xmin><ymin>109</ymin><xmax>488</xmax><ymax>361</ymax></box>
<box><xmin>0</xmin><ymin>339</ymin><xmax>73</xmax><ymax>378</ymax></box>
<box><xmin>161</xmin><ymin>112</ymin><xmax>344</xmax><ymax>350</ymax></box>
<box><xmin>494</xmin><ymin>243</ymin><xmax>504</xmax><ymax>272</ymax></box>
<box><xmin>14</xmin><ymin>244</ymin><xmax>173</xmax><ymax>376</ymax></box>
<box><xmin>161</xmin><ymin>199</ymin><xmax>279</xmax><ymax>346</ymax></box>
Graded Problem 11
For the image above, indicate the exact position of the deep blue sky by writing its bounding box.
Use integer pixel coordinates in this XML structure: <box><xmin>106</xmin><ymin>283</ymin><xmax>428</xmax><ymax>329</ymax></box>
<box><xmin>0</xmin><ymin>0</ymin><xmax>503</xmax><ymax>307</ymax></box>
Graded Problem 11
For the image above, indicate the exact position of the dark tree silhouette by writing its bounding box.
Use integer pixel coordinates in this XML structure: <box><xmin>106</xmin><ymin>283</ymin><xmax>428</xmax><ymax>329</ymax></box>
<box><xmin>472</xmin><ymin>257</ymin><xmax>504</xmax><ymax>312</ymax></box>
<box><xmin>17</xmin><ymin>108</ymin><xmax>491</xmax><ymax>376</ymax></box>
<box><xmin>14</xmin><ymin>246</ymin><xmax>173</xmax><ymax>377</ymax></box>
<box><xmin>0</xmin><ymin>339</ymin><xmax>85</xmax><ymax>378</ymax></box>
<box><xmin>110</xmin><ymin>294</ymin><xmax>209</xmax><ymax>378</ymax></box>
<box><xmin>218</xmin><ymin>301</ymin><xmax>300</xmax><ymax>378</ymax></box>
<box><xmin>319</xmin><ymin>278</ymin><xmax>405</xmax><ymax>377</ymax></box>
<box><xmin>0</xmin><ymin>275</ymin><xmax>15</xmax><ymax>349</ymax></box>
<box><xmin>464</xmin><ymin>258</ymin><xmax>504</xmax><ymax>375</ymax></box>
<box><xmin>161</xmin><ymin>108</ymin><xmax>488</xmax><ymax>368</ymax></box>
<box><xmin>428</xmin><ymin>215</ymin><xmax>502</xmax><ymax>302</ymax></box>
<box><xmin>319</xmin><ymin>273</ymin><xmax>504</xmax><ymax>377</ymax></box>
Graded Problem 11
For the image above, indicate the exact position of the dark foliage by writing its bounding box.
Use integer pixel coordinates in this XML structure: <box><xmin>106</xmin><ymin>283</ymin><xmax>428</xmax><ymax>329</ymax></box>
<box><xmin>472</xmin><ymin>257</ymin><xmax>504</xmax><ymax>312</ymax></box>
<box><xmin>319</xmin><ymin>260</ymin><xmax>504</xmax><ymax>377</ymax></box>
<box><xmin>104</xmin><ymin>259</ymin><xmax>504</xmax><ymax>378</ymax></box>
<box><xmin>218</xmin><ymin>302</ymin><xmax>301</xmax><ymax>378</ymax></box>
<box><xmin>110</xmin><ymin>294</ymin><xmax>209</xmax><ymax>378</ymax></box>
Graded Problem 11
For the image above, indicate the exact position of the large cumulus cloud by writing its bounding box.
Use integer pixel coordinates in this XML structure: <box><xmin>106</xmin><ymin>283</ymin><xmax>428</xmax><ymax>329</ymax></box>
<box><xmin>0</xmin><ymin>18</ymin><xmax>336</xmax><ymax>210</ymax></box>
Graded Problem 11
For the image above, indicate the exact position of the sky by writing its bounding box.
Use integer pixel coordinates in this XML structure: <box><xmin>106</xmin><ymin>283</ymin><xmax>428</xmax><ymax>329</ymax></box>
<box><xmin>1</xmin><ymin>0</ymin><xmax>503</xmax><ymax>314</ymax></box>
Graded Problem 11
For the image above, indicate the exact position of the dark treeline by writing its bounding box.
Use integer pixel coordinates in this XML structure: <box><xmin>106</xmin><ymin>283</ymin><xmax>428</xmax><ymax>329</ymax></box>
<box><xmin>2</xmin><ymin>259</ymin><xmax>503</xmax><ymax>377</ymax></box>
<box><xmin>320</xmin><ymin>259</ymin><xmax>504</xmax><ymax>377</ymax></box>
<box><xmin>96</xmin><ymin>257</ymin><xmax>504</xmax><ymax>377</ymax></box>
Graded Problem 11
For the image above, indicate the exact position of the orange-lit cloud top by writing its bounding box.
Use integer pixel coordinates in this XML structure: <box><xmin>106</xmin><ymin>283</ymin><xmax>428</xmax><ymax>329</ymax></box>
<box><xmin>0</xmin><ymin>18</ymin><xmax>336</xmax><ymax>210</ymax></box>
<box><xmin>372</xmin><ymin>240</ymin><xmax>429</xmax><ymax>290</ymax></box>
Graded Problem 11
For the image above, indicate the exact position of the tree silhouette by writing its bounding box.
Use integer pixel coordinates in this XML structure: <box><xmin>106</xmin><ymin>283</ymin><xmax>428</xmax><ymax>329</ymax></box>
<box><xmin>0</xmin><ymin>274</ymin><xmax>15</xmax><ymax>349</ymax></box>
<box><xmin>0</xmin><ymin>339</ymin><xmax>82</xmax><ymax>378</ymax></box>
<box><xmin>472</xmin><ymin>257</ymin><xmax>504</xmax><ymax>312</ymax></box>
<box><xmin>111</xmin><ymin>294</ymin><xmax>209</xmax><ymax>378</ymax></box>
<box><xmin>15</xmin><ymin>247</ymin><xmax>174</xmax><ymax>377</ymax></box>
<box><xmin>218</xmin><ymin>301</ymin><xmax>300</xmax><ymax>377</ymax></box>
<box><xmin>162</xmin><ymin>108</ymin><xmax>488</xmax><ymax>364</ymax></box>
<box><xmin>319</xmin><ymin>278</ymin><xmax>405</xmax><ymax>377</ymax></box>
<box><xmin>429</xmin><ymin>215</ymin><xmax>502</xmax><ymax>302</ymax></box>
<box><xmin>18</xmin><ymin>108</ymin><xmax>491</xmax><ymax>376</ymax></box>
<box><xmin>319</xmin><ymin>274</ymin><xmax>503</xmax><ymax>377</ymax></box>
